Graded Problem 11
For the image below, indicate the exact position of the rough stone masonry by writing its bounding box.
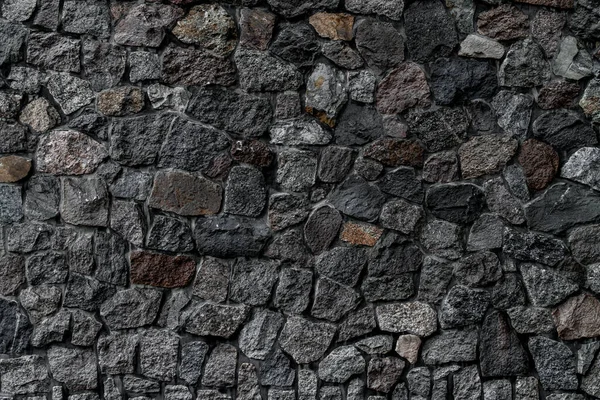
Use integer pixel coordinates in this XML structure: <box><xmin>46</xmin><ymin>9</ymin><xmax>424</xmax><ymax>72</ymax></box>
<box><xmin>1</xmin><ymin>0</ymin><xmax>600</xmax><ymax>399</ymax></box>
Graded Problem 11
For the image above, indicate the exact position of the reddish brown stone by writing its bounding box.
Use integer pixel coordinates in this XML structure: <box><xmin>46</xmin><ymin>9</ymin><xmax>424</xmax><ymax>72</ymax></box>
<box><xmin>363</xmin><ymin>138</ymin><xmax>425</xmax><ymax>167</ymax></box>
<box><xmin>376</xmin><ymin>63</ymin><xmax>431</xmax><ymax>115</ymax></box>
<box><xmin>0</xmin><ymin>155</ymin><xmax>31</xmax><ymax>183</ymax></box>
<box><xmin>340</xmin><ymin>221</ymin><xmax>383</xmax><ymax>247</ymax></box>
<box><xmin>239</xmin><ymin>8</ymin><xmax>276</xmax><ymax>51</ymax></box>
<box><xmin>553</xmin><ymin>294</ymin><xmax>600</xmax><ymax>340</ymax></box>
<box><xmin>513</xmin><ymin>0</ymin><xmax>573</xmax><ymax>8</ymax></box>
<box><xmin>518</xmin><ymin>139</ymin><xmax>559</xmax><ymax>191</ymax></box>
<box><xmin>130</xmin><ymin>250</ymin><xmax>196</xmax><ymax>288</ymax></box>
<box><xmin>231</xmin><ymin>140</ymin><xmax>274</xmax><ymax>167</ymax></box>
<box><xmin>97</xmin><ymin>86</ymin><xmax>144</xmax><ymax>117</ymax></box>
<box><xmin>309</xmin><ymin>12</ymin><xmax>354</xmax><ymax>41</ymax></box>
<box><xmin>205</xmin><ymin>153</ymin><xmax>233</xmax><ymax>179</ymax></box>
<box><xmin>477</xmin><ymin>5</ymin><xmax>529</xmax><ymax>41</ymax></box>
<box><xmin>149</xmin><ymin>169</ymin><xmax>222</xmax><ymax>216</ymax></box>
<box><xmin>537</xmin><ymin>81</ymin><xmax>580</xmax><ymax>109</ymax></box>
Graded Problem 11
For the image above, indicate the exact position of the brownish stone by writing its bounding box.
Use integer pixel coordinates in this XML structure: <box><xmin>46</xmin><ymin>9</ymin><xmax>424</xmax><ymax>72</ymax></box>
<box><xmin>477</xmin><ymin>5</ymin><xmax>529</xmax><ymax>41</ymax></box>
<box><xmin>363</xmin><ymin>138</ymin><xmax>425</xmax><ymax>168</ymax></box>
<box><xmin>309</xmin><ymin>12</ymin><xmax>354</xmax><ymax>41</ymax></box>
<box><xmin>0</xmin><ymin>156</ymin><xmax>30</xmax><ymax>183</ymax></box>
<box><xmin>518</xmin><ymin>139</ymin><xmax>559</xmax><ymax>191</ymax></box>
<box><xmin>376</xmin><ymin>63</ymin><xmax>430</xmax><ymax>115</ymax></box>
<box><xmin>231</xmin><ymin>140</ymin><xmax>274</xmax><ymax>167</ymax></box>
<box><xmin>161</xmin><ymin>44</ymin><xmax>236</xmax><ymax>87</ymax></box>
<box><xmin>458</xmin><ymin>135</ymin><xmax>518</xmax><ymax>179</ymax></box>
<box><xmin>395</xmin><ymin>334</ymin><xmax>421</xmax><ymax>364</ymax></box>
<box><xmin>205</xmin><ymin>153</ymin><xmax>233</xmax><ymax>179</ymax></box>
<box><xmin>340</xmin><ymin>221</ymin><xmax>383</xmax><ymax>247</ymax></box>
<box><xmin>149</xmin><ymin>169</ymin><xmax>222</xmax><ymax>216</ymax></box>
<box><xmin>513</xmin><ymin>0</ymin><xmax>573</xmax><ymax>8</ymax></box>
<box><xmin>130</xmin><ymin>250</ymin><xmax>196</xmax><ymax>288</ymax></box>
<box><xmin>36</xmin><ymin>130</ymin><xmax>108</xmax><ymax>175</ymax></box>
<box><xmin>537</xmin><ymin>81</ymin><xmax>580</xmax><ymax>109</ymax></box>
<box><xmin>553</xmin><ymin>294</ymin><xmax>600</xmax><ymax>340</ymax></box>
<box><xmin>239</xmin><ymin>8</ymin><xmax>276</xmax><ymax>51</ymax></box>
<box><xmin>97</xmin><ymin>86</ymin><xmax>144</xmax><ymax>117</ymax></box>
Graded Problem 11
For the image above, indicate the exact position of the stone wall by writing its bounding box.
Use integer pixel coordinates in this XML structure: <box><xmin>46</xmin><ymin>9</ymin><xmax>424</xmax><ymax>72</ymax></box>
<box><xmin>0</xmin><ymin>0</ymin><xmax>600</xmax><ymax>399</ymax></box>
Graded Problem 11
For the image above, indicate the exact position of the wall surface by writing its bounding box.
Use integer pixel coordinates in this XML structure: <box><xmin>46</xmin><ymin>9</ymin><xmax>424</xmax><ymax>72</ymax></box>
<box><xmin>0</xmin><ymin>0</ymin><xmax>600</xmax><ymax>400</ymax></box>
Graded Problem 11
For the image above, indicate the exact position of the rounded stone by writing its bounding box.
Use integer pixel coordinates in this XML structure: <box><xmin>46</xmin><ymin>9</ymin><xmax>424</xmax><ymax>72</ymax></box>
<box><xmin>0</xmin><ymin>156</ymin><xmax>30</xmax><ymax>183</ymax></box>
<box><xmin>518</xmin><ymin>139</ymin><xmax>559</xmax><ymax>191</ymax></box>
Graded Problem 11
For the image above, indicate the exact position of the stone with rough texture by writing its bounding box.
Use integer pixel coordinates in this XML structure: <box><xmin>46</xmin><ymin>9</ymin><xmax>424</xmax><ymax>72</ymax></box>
<box><xmin>379</xmin><ymin>199</ymin><xmax>424</xmax><ymax>235</ymax></box>
<box><xmin>529</xmin><ymin>336</ymin><xmax>578</xmax><ymax>391</ymax></box>
<box><xmin>533</xmin><ymin>109</ymin><xmax>597</xmax><ymax>151</ymax></box>
<box><xmin>499</xmin><ymin>39</ymin><xmax>550</xmax><ymax>88</ymax></box>
<box><xmin>97</xmin><ymin>87</ymin><xmax>144</xmax><ymax>117</ymax></box>
<box><xmin>355</xmin><ymin>19</ymin><xmax>405</xmax><ymax>73</ymax></box>
<box><xmin>224</xmin><ymin>166</ymin><xmax>266</xmax><ymax>217</ymax></box>
<box><xmin>115</xmin><ymin>3</ymin><xmax>182</xmax><ymax>47</ymax></box>
<box><xmin>520</xmin><ymin>263</ymin><xmax>578</xmax><ymax>307</ymax></box>
<box><xmin>518</xmin><ymin>139</ymin><xmax>559</xmax><ymax>191</ymax></box>
<box><xmin>130</xmin><ymin>250</ymin><xmax>195</xmax><ymax>289</ymax></box>
<box><xmin>185</xmin><ymin>302</ymin><xmax>249</xmax><ymax>338</ymax></box>
<box><xmin>279</xmin><ymin>316</ymin><xmax>336</xmax><ymax>364</ymax></box>
<box><xmin>422</xmin><ymin>330</ymin><xmax>478</xmax><ymax>364</ymax></box>
<box><xmin>552</xmin><ymin>293</ymin><xmax>600</xmax><ymax>340</ymax></box>
<box><xmin>480</xmin><ymin>311</ymin><xmax>528</xmax><ymax>377</ymax></box>
<box><xmin>46</xmin><ymin>72</ymin><xmax>95</xmax><ymax>115</ymax></box>
<box><xmin>329</xmin><ymin>175</ymin><xmax>386</xmax><ymax>222</ymax></box>
<box><xmin>270</xmin><ymin>23</ymin><xmax>320</xmax><ymax>67</ymax></box>
<box><xmin>305</xmin><ymin>63</ymin><xmax>346</xmax><ymax>122</ymax></box>
<box><xmin>504</xmin><ymin>229</ymin><xmax>567</xmax><ymax>266</ymax></box>
<box><xmin>37</xmin><ymin>131</ymin><xmax>107</xmax><ymax>176</ymax></box>
<box><xmin>491</xmin><ymin>91</ymin><xmax>533</xmax><ymax>140</ymax></box>
<box><xmin>319</xmin><ymin>346</ymin><xmax>365</xmax><ymax>383</ymax></box>
<box><xmin>309</xmin><ymin>12</ymin><xmax>354</xmax><ymax>40</ymax></box>
<box><xmin>61</xmin><ymin>177</ymin><xmax>108</xmax><ymax>227</ymax></box>
<box><xmin>19</xmin><ymin>98</ymin><xmax>60</xmax><ymax>133</ymax></box>
<box><xmin>367</xmin><ymin>357</ymin><xmax>405</xmax><ymax>393</ymax></box>
<box><xmin>239</xmin><ymin>309</ymin><xmax>283</xmax><ymax>360</ymax></box>
<box><xmin>101</xmin><ymin>288</ymin><xmax>162</xmax><ymax>329</ymax></box>
<box><xmin>149</xmin><ymin>170</ymin><xmax>221</xmax><ymax>216</ymax></box>
<box><xmin>459</xmin><ymin>135</ymin><xmax>517</xmax><ymax>179</ymax></box>
<box><xmin>240</xmin><ymin>8</ymin><xmax>275</xmax><ymax>50</ymax></box>
<box><xmin>194</xmin><ymin>216</ymin><xmax>270</xmax><ymax>257</ymax></box>
<box><xmin>429</xmin><ymin>58</ymin><xmax>497</xmax><ymax>105</ymax></box>
<box><xmin>376</xmin><ymin>302</ymin><xmax>437</xmax><ymax>337</ymax></box>
<box><xmin>459</xmin><ymin>34</ymin><xmax>504</xmax><ymax>59</ymax></box>
<box><xmin>580</xmin><ymin>77</ymin><xmax>600</xmax><ymax>123</ymax></box>
<box><xmin>180</xmin><ymin>341</ymin><xmax>209</xmax><ymax>385</ymax></box>
<box><xmin>377</xmin><ymin>63</ymin><xmax>430</xmax><ymax>114</ymax></box>
<box><xmin>312</xmin><ymin>278</ymin><xmax>360</xmax><ymax>321</ymax></box>
<box><xmin>162</xmin><ymin>45</ymin><xmax>236</xmax><ymax>87</ymax></box>
<box><xmin>477</xmin><ymin>5</ymin><xmax>529</xmax><ymax>41</ymax></box>
<box><xmin>0</xmin><ymin>356</ymin><xmax>48</xmax><ymax>394</ymax></box>
<box><xmin>404</xmin><ymin>0</ymin><xmax>457</xmax><ymax>62</ymax></box>
<box><xmin>0</xmin><ymin>156</ymin><xmax>30</xmax><ymax>183</ymax></box>
<box><xmin>236</xmin><ymin>49</ymin><xmax>303</xmax><ymax>92</ymax></box>
<box><xmin>203</xmin><ymin>344</ymin><xmax>238</xmax><ymax>388</ymax></box>
<box><xmin>140</xmin><ymin>329</ymin><xmax>179</xmax><ymax>381</ymax></box>
<box><xmin>346</xmin><ymin>0</ymin><xmax>403</xmax><ymax>20</ymax></box>
<box><xmin>440</xmin><ymin>285</ymin><xmax>489</xmax><ymax>328</ymax></box>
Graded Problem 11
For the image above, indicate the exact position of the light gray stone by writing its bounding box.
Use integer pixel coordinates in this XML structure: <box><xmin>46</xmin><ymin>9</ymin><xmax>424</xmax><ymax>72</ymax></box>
<box><xmin>318</xmin><ymin>346</ymin><xmax>365</xmax><ymax>383</ymax></box>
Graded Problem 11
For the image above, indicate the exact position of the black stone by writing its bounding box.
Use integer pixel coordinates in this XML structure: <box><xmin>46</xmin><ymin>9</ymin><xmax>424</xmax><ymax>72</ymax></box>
<box><xmin>377</xmin><ymin>167</ymin><xmax>423</xmax><ymax>202</ymax></box>
<box><xmin>480</xmin><ymin>311</ymin><xmax>529</xmax><ymax>377</ymax></box>
<box><xmin>335</xmin><ymin>103</ymin><xmax>383</xmax><ymax>146</ymax></box>
<box><xmin>426</xmin><ymin>183</ymin><xmax>485</xmax><ymax>224</ymax></box>
<box><xmin>532</xmin><ymin>109</ymin><xmax>597</xmax><ymax>151</ymax></box>
<box><xmin>429</xmin><ymin>58</ymin><xmax>497</xmax><ymax>105</ymax></box>
<box><xmin>269</xmin><ymin>23</ymin><xmax>320</xmax><ymax>67</ymax></box>
<box><xmin>329</xmin><ymin>175</ymin><xmax>386</xmax><ymax>222</ymax></box>
<box><xmin>194</xmin><ymin>216</ymin><xmax>271</xmax><ymax>258</ymax></box>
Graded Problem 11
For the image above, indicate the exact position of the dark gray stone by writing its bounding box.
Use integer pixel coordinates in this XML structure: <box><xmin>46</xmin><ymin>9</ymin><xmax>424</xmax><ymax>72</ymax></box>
<box><xmin>335</xmin><ymin>103</ymin><xmax>383</xmax><ymax>146</ymax></box>
<box><xmin>338</xmin><ymin>306</ymin><xmax>377</xmax><ymax>342</ymax></box>
<box><xmin>27</xmin><ymin>32</ymin><xmax>80</xmax><ymax>73</ymax></box>
<box><xmin>269</xmin><ymin>23</ymin><xmax>320</xmax><ymax>67</ymax></box>
<box><xmin>180</xmin><ymin>341</ymin><xmax>209</xmax><ymax>385</ymax></box>
<box><xmin>94</xmin><ymin>231</ymin><xmax>128</xmax><ymax>286</ymax></box>
<box><xmin>404</xmin><ymin>0</ymin><xmax>458</xmax><ymax>62</ymax></box>
<box><xmin>0</xmin><ymin>253</ymin><xmax>24</xmax><ymax>295</ymax></box>
<box><xmin>224</xmin><ymin>166</ymin><xmax>266</xmax><ymax>217</ymax></box>
<box><xmin>367</xmin><ymin>356</ymin><xmax>405</xmax><ymax>393</ymax></box>
<box><xmin>194</xmin><ymin>216</ymin><xmax>270</xmax><ymax>257</ymax></box>
<box><xmin>0</xmin><ymin>298</ymin><xmax>32</xmax><ymax>356</ymax></box>
<box><xmin>440</xmin><ymin>285</ymin><xmax>490</xmax><ymax>328</ymax></box>
<box><xmin>319</xmin><ymin>346</ymin><xmax>365</xmax><ymax>383</ymax></box>
<box><xmin>20</xmin><ymin>285</ymin><xmax>61</xmax><ymax>323</ymax></box>
<box><xmin>266</xmin><ymin>0</ymin><xmax>337</xmax><ymax>19</ymax></box>
<box><xmin>499</xmin><ymin>38</ymin><xmax>550</xmax><ymax>87</ymax></box>
<box><xmin>239</xmin><ymin>309</ymin><xmax>284</xmax><ymax>360</ymax></box>
<box><xmin>312</xmin><ymin>278</ymin><xmax>360</xmax><ymax>322</ymax></box>
<box><xmin>532</xmin><ymin>109</ymin><xmax>597</xmax><ymax>151</ymax></box>
<box><xmin>492</xmin><ymin>274</ymin><xmax>527</xmax><ymax>310</ymax></box>
<box><xmin>430</xmin><ymin>58</ymin><xmax>497</xmax><ymax>105</ymax></box>
<box><xmin>528</xmin><ymin>336</ymin><xmax>578</xmax><ymax>391</ymax></box>
<box><xmin>420</xmin><ymin>220</ymin><xmax>463</xmax><ymax>260</ymax></box>
<box><xmin>71</xmin><ymin>310</ymin><xmax>101</xmax><ymax>346</ymax></box>
<box><xmin>0</xmin><ymin>184</ymin><xmax>23</xmax><ymax>224</ymax></box>
<box><xmin>185</xmin><ymin>301</ymin><xmax>249</xmax><ymax>338</ymax></box>
<box><xmin>520</xmin><ymin>263</ymin><xmax>578</xmax><ymax>307</ymax></box>
<box><xmin>322</xmin><ymin>41</ymin><xmax>364</xmax><ymax>70</ymax></box>
<box><xmin>406</xmin><ymin>107</ymin><xmax>469</xmax><ymax>152</ymax></box>
<box><xmin>193</xmin><ymin>258</ymin><xmax>230</xmax><ymax>302</ymax></box>
<box><xmin>355</xmin><ymin>18</ymin><xmax>404</xmax><ymax>72</ymax></box>
<box><xmin>480</xmin><ymin>311</ymin><xmax>528</xmax><ymax>377</ymax></box>
<box><xmin>503</xmin><ymin>228</ymin><xmax>567</xmax><ymax>266</ymax></box>
<box><xmin>235</xmin><ymin>49</ymin><xmax>303</xmax><ymax>92</ymax></box>
<box><xmin>453</xmin><ymin>366</ymin><xmax>481</xmax><ymax>400</ymax></box>
<box><xmin>422</xmin><ymin>330</ymin><xmax>478</xmax><ymax>364</ymax></box>
<box><xmin>0</xmin><ymin>20</ymin><xmax>27</xmax><ymax>65</ymax></box>
<box><xmin>0</xmin><ymin>356</ymin><xmax>48</xmax><ymax>394</ymax></box>
<box><xmin>569</xmin><ymin>0</ymin><xmax>600</xmax><ymax>40</ymax></box>
<box><xmin>187</xmin><ymin>88</ymin><xmax>272</xmax><ymax>138</ymax></box>
<box><xmin>453</xmin><ymin>251</ymin><xmax>502</xmax><ymax>287</ymax></box>
<box><xmin>260</xmin><ymin>347</ymin><xmax>295</xmax><ymax>386</ymax></box>
<box><xmin>26</xmin><ymin>251</ymin><xmax>67</xmax><ymax>285</ymax></box>
<box><xmin>110</xmin><ymin>200</ymin><xmax>146</xmax><ymax>246</ymax></box>
<box><xmin>82</xmin><ymin>39</ymin><xmax>126</xmax><ymax>91</ymax></box>
<box><xmin>329</xmin><ymin>175</ymin><xmax>385</xmax><ymax>222</ymax></box>
<box><xmin>61</xmin><ymin>177</ymin><xmax>108</xmax><ymax>227</ymax></box>
<box><xmin>97</xmin><ymin>331</ymin><xmax>138</xmax><ymax>374</ymax></box>
<box><xmin>24</xmin><ymin>175</ymin><xmax>59</xmax><ymax>221</ymax></box>
<box><xmin>318</xmin><ymin>146</ymin><xmax>355</xmax><ymax>183</ymax></box>
<box><xmin>202</xmin><ymin>344</ymin><xmax>238</xmax><ymax>388</ymax></box>
<box><xmin>274</xmin><ymin>267</ymin><xmax>312</xmax><ymax>313</ymax></box>
<box><xmin>378</xmin><ymin>167</ymin><xmax>423</xmax><ymax>202</ymax></box>
<box><xmin>140</xmin><ymin>329</ymin><xmax>179</xmax><ymax>381</ymax></box>
<box><xmin>100</xmin><ymin>288</ymin><xmax>162</xmax><ymax>329</ymax></box>
<box><xmin>64</xmin><ymin>273</ymin><xmax>116</xmax><ymax>311</ymax></box>
<box><xmin>426</xmin><ymin>183</ymin><xmax>485</xmax><ymax>224</ymax></box>
<box><xmin>147</xmin><ymin>215</ymin><xmax>194</xmax><ymax>253</ymax></box>
<box><xmin>316</xmin><ymin>247</ymin><xmax>367</xmax><ymax>287</ymax></box>
<box><xmin>418</xmin><ymin>256</ymin><xmax>453</xmax><ymax>304</ymax></box>
<box><xmin>48</xmin><ymin>346</ymin><xmax>97</xmax><ymax>390</ymax></box>
<box><xmin>279</xmin><ymin>316</ymin><xmax>336</xmax><ymax>364</ymax></box>
<box><xmin>230</xmin><ymin>258</ymin><xmax>278</xmax><ymax>306</ymax></box>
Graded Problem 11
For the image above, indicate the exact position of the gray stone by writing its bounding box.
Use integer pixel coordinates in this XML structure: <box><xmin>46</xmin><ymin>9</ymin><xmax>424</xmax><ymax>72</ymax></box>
<box><xmin>180</xmin><ymin>341</ymin><xmax>209</xmax><ymax>385</ymax></box>
<box><xmin>418</xmin><ymin>256</ymin><xmax>453</xmax><ymax>305</ymax></box>
<box><xmin>172</xmin><ymin>4</ymin><xmax>236</xmax><ymax>55</ymax></box>
<box><xmin>0</xmin><ymin>356</ymin><xmax>49</xmax><ymax>394</ymax></box>
<box><xmin>274</xmin><ymin>267</ymin><xmax>312</xmax><ymax>313</ymax></box>
<box><xmin>62</xmin><ymin>0</ymin><xmax>109</xmax><ymax>37</ymax></box>
<box><xmin>319</xmin><ymin>387</ymin><xmax>342</xmax><ymax>400</ymax></box>
<box><xmin>270</xmin><ymin>118</ymin><xmax>331</xmax><ymax>146</ymax></box>
<box><xmin>408</xmin><ymin>107</ymin><xmax>470</xmax><ymax>152</ymax></box>
<box><xmin>303</xmin><ymin>205</ymin><xmax>342</xmax><ymax>254</ymax></box>
<box><xmin>194</xmin><ymin>216</ymin><xmax>270</xmax><ymax>258</ymax></box>
<box><xmin>260</xmin><ymin>347</ymin><xmax>294</xmax><ymax>386</ymax></box>
<box><xmin>165</xmin><ymin>386</ymin><xmax>192</xmax><ymax>400</ymax></box>
<box><xmin>82</xmin><ymin>39</ymin><xmax>126</xmax><ymax>91</ymax></box>
<box><xmin>20</xmin><ymin>285</ymin><xmax>61</xmax><ymax>323</ymax></box>
<box><xmin>71</xmin><ymin>310</ymin><xmax>101</xmax><ymax>346</ymax></box>
<box><xmin>453</xmin><ymin>251</ymin><xmax>502</xmax><ymax>287</ymax></box>
<box><xmin>266</xmin><ymin>0</ymin><xmax>337</xmax><ymax>18</ymax></box>
<box><xmin>378</xmin><ymin>167</ymin><xmax>423</xmax><ymax>202</ymax></box>
<box><xmin>319</xmin><ymin>346</ymin><xmax>364</xmax><ymax>383</ymax></box>
<box><xmin>312</xmin><ymin>277</ymin><xmax>359</xmax><ymax>321</ymax></box>
<box><xmin>230</xmin><ymin>258</ymin><xmax>278</xmax><ymax>306</ymax></box>
<box><xmin>0</xmin><ymin>253</ymin><xmax>24</xmax><ymax>295</ymax></box>
<box><xmin>97</xmin><ymin>331</ymin><xmax>138</xmax><ymax>374</ymax></box>
<box><xmin>26</xmin><ymin>251</ymin><xmax>67</xmax><ymax>285</ymax></box>
<box><xmin>499</xmin><ymin>39</ymin><xmax>550</xmax><ymax>88</ymax></box>
<box><xmin>270</xmin><ymin>22</ymin><xmax>320</xmax><ymax>67</ymax></box>
<box><xmin>110</xmin><ymin>200</ymin><xmax>145</xmax><ymax>246</ymax></box>
<box><xmin>224</xmin><ymin>166</ymin><xmax>266</xmax><ymax>217</ymax></box>
<box><xmin>239</xmin><ymin>309</ymin><xmax>283</xmax><ymax>360</ymax></box>
<box><xmin>507</xmin><ymin>306</ymin><xmax>555</xmax><ymax>334</ymax></box>
<box><xmin>356</xmin><ymin>335</ymin><xmax>393</xmax><ymax>355</ymax></box>
<box><xmin>562</xmin><ymin>147</ymin><xmax>600</xmax><ymax>192</ymax></box>
<box><xmin>459</xmin><ymin>34</ymin><xmax>504</xmax><ymax>59</ymax></box>
<box><xmin>64</xmin><ymin>273</ymin><xmax>116</xmax><ymax>311</ymax></box>
<box><xmin>315</xmin><ymin>247</ymin><xmax>366</xmax><ymax>287</ymax></box>
<box><xmin>187</xmin><ymin>88</ymin><xmax>271</xmax><ymax>138</ymax></box>
<box><xmin>48</xmin><ymin>346</ymin><xmax>97</xmax><ymax>390</ymax></box>
<box><xmin>483</xmin><ymin>177</ymin><xmax>524</xmax><ymax>225</ymax></box>
<box><xmin>453</xmin><ymin>366</ymin><xmax>481</xmax><ymax>400</ymax></box>
<box><xmin>20</xmin><ymin>98</ymin><xmax>60</xmax><ymax>134</ymax></box>
<box><xmin>46</xmin><ymin>72</ymin><xmax>94</xmax><ymax>115</ymax></box>
<box><xmin>440</xmin><ymin>285</ymin><xmax>490</xmax><ymax>328</ymax></box>
<box><xmin>236</xmin><ymin>49</ymin><xmax>303</xmax><ymax>92</ymax></box>
<box><xmin>422</xmin><ymin>330</ymin><xmax>479</xmax><ymax>364</ymax></box>
<box><xmin>404</xmin><ymin>0</ymin><xmax>457</xmax><ymax>62</ymax></box>
<box><xmin>93</xmin><ymin>231</ymin><xmax>128</xmax><ymax>286</ymax></box>
<box><xmin>269</xmin><ymin>389</ymin><xmax>294</xmax><ymax>400</ymax></box>
<box><xmin>504</xmin><ymin>164</ymin><xmax>530</xmax><ymax>202</ymax></box>
<box><xmin>483</xmin><ymin>380</ymin><xmax>511</xmax><ymax>400</ymax></box>
<box><xmin>192</xmin><ymin>258</ymin><xmax>229</xmax><ymax>302</ymax></box>
<box><xmin>157</xmin><ymin>291</ymin><xmax>190</xmax><ymax>331</ymax></box>
<box><xmin>420</xmin><ymin>220</ymin><xmax>463</xmax><ymax>260</ymax></box>
<box><xmin>577</xmin><ymin>342</ymin><xmax>600</xmax><ymax>375</ymax></box>
<box><xmin>7</xmin><ymin>67</ymin><xmax>44</xmax><ymax>94</ymax></box>
<box><xmin>140</xmin><ymin>329</ymin><xmax>179</xmax><ymax>381</ymax></box>
<box><xmin>147</xmin><ymin>84</ymin><xmax>190</xmax><ymax>111</ymax></box>
<box><xmin>568</xmin><ymin>224</ymin><xmax>600</xmax><ymax>264</ymax></box>
<box><xmin>147</xmin><ymin>215</ymin><xmax>193</xmax><ymax>253</ymax></box>
<box><xmin>129</xmin><ymin>51</ymin><xmax>161</xmax><ymax>83</ymax></box>
<box><xmin>6</xmin><ymin>222</ymin><xmax>54</xmax><ymax>253</ymax></box>
<box><xmin>533</xmin><ymin>10</ymin><xmax>565</xmax><ymax>58</ymax></box>
<box><xmin>36</xmin><ymin>130</ymin><xmax>107</xmax><ymax>176</ymax></box>
<box><xmin>0</xmin><ymin>121</ymin><xmax>27</xmax><ymax>153</ymax></box>
<box><xmin>515</xmin><ymin>377</ymin><xmax>538</xmax><ymax>400</ymax></box>
<box><xmin>0</xmin><ymin>20</ymin><xmax>26</xmax><ymax>65</ymax></box>
<box><xmin>100</xmin><ymin>288</ymin><xmax>162</xmax><ymax>329</ymax></box>
<box><xmin>367</xmin><ymin>356</ymin><xmax>405</xmax><ymax>393</ymax></box>
<box><xmin>528</xmin><ymin>336</ymin><xmax>578</xmax><ymax>391</ymax></box>
<box><xmin>202</xmin><ymin>344</ymin><xmax>237</xmax><ymax>388</ymax></box>
<box><xmin>305</xmin><ymin>63</ymin><xmax>347</xmax><ymax>120</ymax></box>
<box><xmin>123</xmin><ymin>374</ymin><xmax>160</xmax><ymax>393</ymax></box>
<box><xmin>329</xmin><ymin>175</ymin><xmax>385</xmax><ymax>222</ymax></box>
<box><xmin>581</xmin><ymin>77</ymin><xmax>600</xmax><ymax>123</ymax></box>
<box><xmin>376</xmin><ymin>302</ymin><xmax>437</xmax><ymax>337</ymax></box>
<box><xmin>521</xmin><ymin>263</ymin><xmax>578</xmax><ymax>307</ymax></box>
<box><xmin>491</xmin><ymin>91</ymin><xmax>533</xmax><ymax>140</ymax></box>
<box><xmin>60</xmin><ymin>177</ymin><xmax>108</xmax><ymax>227</ymax></box>
<box><xmin>467</xmin><ymin>214</ymin><xmax>504</xmax><ymax>251</ymax></box>
<box><xmin>162</xmin><ymin>44</ymin><xmax>236</xmax><ymax>86</ymax></box>
<box><xmin>298</xmin><ymin>370</ymin><xmax>318</xmax><ymax>400</ymax></box>
<box><xmin>430</xmin><ymin>58</ymin><xmax>497</xmax><ymax>105</ymax></box>
<box><xmin>27</xmin><ymin>32</ymin><xmax>80</xmax><ymax>73</ymax></box>
<box><xmin>395</xmin><ymin>335</ymin><xmax>420</xmax><ymax>364</ymax></box>
<box><xmin>275</xmin><ymin>91</ymin><xmax>301</xmax><ymax>119</ymax></box>
<box><xmin>459</xmin><ymin>136</ymin><xmax>517</xmax><ymax>179</ymax></box>
<box><xmin>0</xmin><ymin>184</ymin><xmax>22</xmax><ymax>223</ymax></box>
<box><xmin>379</xmin><ymin>199</ymin><xmax>423</xmax><ymax>234</ymax></box>
<box><xmin>346</xmin><ymin>0</ymin><xmax>403</xmax><ymax>19</ymax></box>
<box><xmin>348</xmin><ymin>70</ymin><xmax>376</xmax><ymax>103</ymax></box>
<box><xmin>335</xmin><ymin>104</ymin><xmax>383</xmax><ymax>146</ymax></box>
<box><xmin>185</xmin><ymin>301</ymin><xmax>249</xmax><ymax>338</ymax></box>
<box><xmin>115</xmin><ymin>3</ymin><xmax>182</xmax><ymax>47</ymax></box>
<box><xmin>533</xmin><ymin>110</ymin><xmax>597</xmax><ymax>150</ymax></box>
<box><xmin>279</xmin><ymin>316</ymin><xmax>336</xmax><ymax>364</ymax></box>
<box><xmin>2</xmin><ymin>0</ymin><xmax>36</xmax><ymax>21</ymax></box>
<box><xmin>238</xmin><ymin>363</ymin><xmax>261</xmax><ymax>400</ymax></box>
<box><xmin>355</xmin><ymin>18</ymin><xmax>405</xmax><ymax>73</ymax></box>
<box><xmin>553</xmin><ymin>36</ymin><xmax>593</xmax><ymax>80</ymax></box>
<box><xmin>109</xmin><ymin>169</ymin><xmax>152</xmax><ymax>201</ymax></box>
<box><xmin>318</xmin><ymin>146</ymin><xmax>354</xmax><ymax>183</ymax></box>
<box><xmin>503</xmin><ymin>228</ymin><xmax>567</xmax><ymax>266</ymax></box>
<box><xmin>423</xmin><ymin>151</ymin><xmax>459</xmax><ymax>183</ymax></box>
<box><xmin>581</xmin><ymin>355</ymin><xmax>600</xmax><ymax>398</ymax></box>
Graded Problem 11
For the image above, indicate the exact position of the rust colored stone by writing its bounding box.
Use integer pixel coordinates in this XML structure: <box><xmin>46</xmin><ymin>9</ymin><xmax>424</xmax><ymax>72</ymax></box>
<box><xmin>231</xmin><ymin>140</ymin><xmax>274</xmax><ymax>167</ymax></box>
<box><xmin>130</xmin><ymin>250</ymin><xmax>196</xmax><ymax>288</ymax></box>
<box><xmin>513</xmin><ymin>0</ymin><xmax>573</xmax><ymax>8</ymax></box>
<box><xmin>239</xmin><ymin>8</ymin><xmax>276</xmax><ymax>51</ymax></box>
<box><xmin>537</xmin><ymin>81</ymin><xmax>580</xmax><ymax>109</ymax></box>
<box><xmin>0</xmin><ymin>155</ymin><xmax>31</xmax><ymax>183</ymax></box>
<box><xmin>97</xmin><ymin>86</ymin><xmax>144</xmax><ymax>117</ymax></box>
<box><xmin>340</xmin><ymin>221</ymin><xmax>383</xmax><ymax>247</ymax></box>
<box><xmin>149</xmin><ymin>169</ymin><xmax>222</xmax><ymax>216</ymax></box>
<box><xmin>363</xmin><ymin>138</ymin><xmax>425</xmax><ymax>167</ymax></box>
<box><xmin>477</xmin><ymin>4</ymin><xmax>529</xmax><ymax>41</ymax></box>
<box><xmin>309</xmin><ymin>12</ymin><xmax>354</xmax><ymax>41</ymax></box>
<box><xmin>518</xmin><ymin>139</ymin><xmax>559</xmax><ymax>191</ymax></box>
<box><xmin>304</xmin><ymin>106</ymin><xmax>336</xmax><ymax>128</ymax></box>
<box><xmin>376</xmin><ymin>63</ymin><xmax>431</xmax><ymax>115</ymax></box>
<box><xmin>553</xmin><ymin>294</ymin><xmax>600</xmax><ymax>340</ymax></box>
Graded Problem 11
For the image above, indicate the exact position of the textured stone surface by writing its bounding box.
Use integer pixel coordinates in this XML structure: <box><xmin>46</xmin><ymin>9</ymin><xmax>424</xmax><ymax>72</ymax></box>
<box><xmin>404</xmin><ymin>0</ymin><xmax>457</xmax><ymax>62</ymax></box>
<box><xmin>37</xmin><ymin>130</ymin><xmax>107</xmax><ymax>175</ymax></box>
<box><xmin>377</xmin><ymin>63</ymin><xmax>430</xmax><ymax>114</ymax></box>
<box><xmin>519</xmin><ymin>139</ymin><xmax>559</xmax><ymax>191</ymax></box>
